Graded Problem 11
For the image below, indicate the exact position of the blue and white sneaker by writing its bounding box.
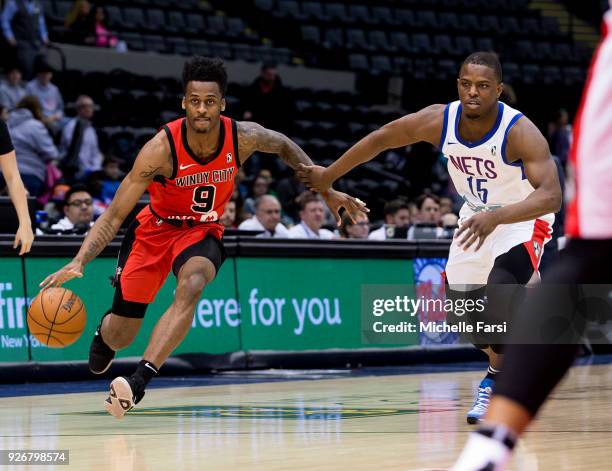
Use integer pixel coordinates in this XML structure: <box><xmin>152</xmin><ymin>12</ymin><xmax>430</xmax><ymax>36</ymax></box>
<box><xmin>467</xmin><ymin>378</ymin><xmax>494</xmax><ymax>424</ymax></box>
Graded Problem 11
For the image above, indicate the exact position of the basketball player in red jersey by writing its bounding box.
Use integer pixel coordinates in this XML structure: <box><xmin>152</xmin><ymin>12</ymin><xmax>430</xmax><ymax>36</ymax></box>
<box><xmin>450</xmin><ymin>6</ymin><xmax>612</xmax><ymax>470</ymax></box>
<box><xmin>39</xmin><ymin>57</ymin><xmax>367</xmax><ymax>419</ymax></box>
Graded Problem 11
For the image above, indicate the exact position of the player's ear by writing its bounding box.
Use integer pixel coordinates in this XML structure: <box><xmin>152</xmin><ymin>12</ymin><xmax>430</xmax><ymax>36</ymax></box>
<box><xmin>497</xmin><ymin>82</ymin><xmax>504</xmax><ymax>100</ymax></box>
<box><xmin>221</xmin><ymin>97</ymin><xmax>226</xmax><ymax>112</ymax></box>
<box><xmin>181</xmin><ymin>96</ymin><xmax>186</xmax><ymax>111</ymax></box>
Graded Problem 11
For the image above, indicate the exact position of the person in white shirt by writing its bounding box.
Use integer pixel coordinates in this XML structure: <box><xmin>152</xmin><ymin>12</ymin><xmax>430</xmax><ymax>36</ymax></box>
<box><xmin>238</xmin><ymin>194</ymin><xmax>289</xmax><ymax>238</ymax></box>
<box><xmin>368</xmin><ymin>198</ymin><xmax>411</xmax><ymax>240</ymax></box>
<box><xmin>38</xmin><ymin>183</ymin><xmax>94</xmax><ymax>234</ymax></box>
<box><xmin>287</xmin><ymin>191</ymin><xmax>335</xmax><ymax>239</ymax></box>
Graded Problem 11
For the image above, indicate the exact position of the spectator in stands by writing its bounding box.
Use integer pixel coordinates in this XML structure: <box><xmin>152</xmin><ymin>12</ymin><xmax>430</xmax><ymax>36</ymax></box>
<box><xmin>408</xmin><ymin>194</ymin><xmax>443</xmax><ymax>240</ymax></box>
<box><xmin>64</xmin><ymin>0</ymin><xmax>94</xmax><ymax>45</ymax></box>
<box><xmin>60</xmin><ymin>94</ymin><xmax>102</xmax><ymax>181</ymax></box>
<box><xmin>92</xmin><ymin>6</ymin><xmax>117</xmax><ymax>49</ymax></box>
<box><xmin>340</xmin><ymin>212</ymin><xmax>370</xmax><ymax>239</ymax></box>
<box><xmin>368</xmin><ymin>199</ymin><xmax>411</xmax><ymax>240</ymax></box>
<box><xmin>8</xmin><ymin>95</ymin><xmax>59</xmax><ymax>197</ymax></box>
<box><xmin>220</xmin><ymin>199</ymin><xmax>237</xmax><ymax>229</ymax></box>
<box><xmin>25</xmin><ymin>58</ymin><xmax>64</xmax><ymax>131</ymax></box>
<box><xmin>0</xmin><ymin>105</ymin><xmax>7</xmax><ymax>123</ymax></box>
<box><xmin>45</xmin><ymin>183</ymin><xmax>94</xmax><ymax>234</ymax></box>
<box><xmin>242</xmin><ymin>63</ymin><xmax>293</xmax><ymax>133</ymax></box>
<box><xmin>1</xmin><ymin>0</ymin><xmax>49</xmax><ymax>79</ymax></box>
<box><xmin>238</xmin><ymin>195</ymin><xmax>289</xmax><ymax>238</ymax></box>
<box><xmin>414</xmin><ymin>194</ymin><xmax>441</xmax><ymax>225</ymax></box>
<box><xmin>0</xmin><ymin>66</ymin><xmax>26</xmax><ymax>110</ymax></box>
<box><xmin>439</xmin><ymin>196</ymin><xmax>454</xmax><ymax>216</ymax></box>
<box><xmin>548</xmin><ymin>108</ymin><xmax>572</xmax><ymax>169</ymax></box>
<box><xmin>244</xmin><ymin>176</ymin><xmax>272</xmax><ymax>215</ymax></box>
<box><xmin>276</xmin><ymin>174</ymin><xmax>305</xmax><ymax>223</ymax></box>
<box><xmin>288</xmin><ymin>191</ymin><xmax>335</xmax><ymax>239</ymax></box>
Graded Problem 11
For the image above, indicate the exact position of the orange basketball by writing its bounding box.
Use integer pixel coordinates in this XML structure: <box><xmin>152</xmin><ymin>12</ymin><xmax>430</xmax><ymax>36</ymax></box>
<box><xmin>27</xmin><ymin>288</ymin><xmax>87</xmax><ymax>348</ymax></box>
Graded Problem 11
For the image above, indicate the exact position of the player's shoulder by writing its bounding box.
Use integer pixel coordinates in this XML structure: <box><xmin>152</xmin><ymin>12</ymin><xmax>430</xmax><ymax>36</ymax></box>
<box><xmin>132</xmin><ymin>129</ymin><xmax>173</xmax><ymax>174</ymax></box>
<box><xmin>402</xmin><ymin>104</ymin><xmax>447</xmax><ymax>146</ymax></box>
<box><xmin>505</xmin><ymin>111</ymin><xmax>549</xmax><ymax>160</ymax></box>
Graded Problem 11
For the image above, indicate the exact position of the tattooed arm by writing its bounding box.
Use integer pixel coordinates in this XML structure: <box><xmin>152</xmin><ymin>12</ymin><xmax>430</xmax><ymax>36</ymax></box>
<box><xmin>40</xmin><ymin>132</ymin><xmax>172</xmax><ymax>288</ymax></box>
<box><xmin>236</xmin><ymin>121</ymin><xmax>368</xmax><ymax>224</ymax></box>
<box><xmin>237</xmin><ymin>121</ymin><xmax>313</xmax><ymax>169</ymax></box>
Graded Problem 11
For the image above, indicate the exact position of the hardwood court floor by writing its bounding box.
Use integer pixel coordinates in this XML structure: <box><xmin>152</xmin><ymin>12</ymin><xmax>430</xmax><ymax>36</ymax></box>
<box><xmin>1</xmin><ymin>362</ymin><xmax>611</xmax><ymax>470</ymax></box>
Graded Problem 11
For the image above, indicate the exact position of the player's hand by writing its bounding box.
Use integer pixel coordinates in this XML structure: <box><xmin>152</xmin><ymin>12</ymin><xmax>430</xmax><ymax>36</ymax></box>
<box><xmin>455</xmin><ymin>211</ymin><xmax>500</xmax><ymax>251</ymax></box>
<box><xmin>321</xmin><ymin>189</ymin><xmax>369</xmax><ymax>226</ymax></box>
<box><xmin>296</xmin><ymin>164</ymin><xmax>334</xmax><ymax>193</ymax></box>
<box><xmin>39</xmin><ymin>260</ymin><xmax>84</xmax><ymax>289</ymax></box>
<box><xmin>14</xmin><ymin>223</ymin><xmax>34</xmax><ymax>256</ymax></box>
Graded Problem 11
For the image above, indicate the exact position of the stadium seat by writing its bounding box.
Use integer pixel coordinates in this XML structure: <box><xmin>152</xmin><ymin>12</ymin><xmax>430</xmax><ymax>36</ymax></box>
<box><xmin>322</xmin><ymin>28</ymin><xmax>344</xmax><ymax>50</ymax></box>
<box><xmin>325</xmin><ymin>3</ymin><xmax>349</xmax><ymax>23</ymax></box>
<box><xmin>275</xmin><ymin>0</ymin><xmax>305</xmax><ymax>21</ymax></box>
<box><xmin>186</xmin><ymin>13</ymin><xmax>206</xmax><ymax>34</ymax></box>
<box><xmin>390</xmin><ymin>32</ymin><xmax>412</xmax><ymax>53</ymax></box>
<box><xmin>190</xmin><ymin>40</ymin><xmax>211</xmax><ymax>57</ymax></box>
<box><xmin>348</xmin><ymin>5</ymin><xmax>372</xmax><ymax>25</ymax></box>
<box><xmin>167</xmin><ymin>37</ymin><xmax>191</xmax><ymax>56</ymax></box>
<box><xmin>346</xmin><ymin>29</ymin><xmax>372</xmax><ymax>51</ymax></box>
<box><xmin>397</xmin><ymin>9</ymin><xmax>416</xmax><ymax>28</ymax></box>
<box><xmin>455</xmin><ymin>36</ymin><xmax>475</xmax><ymax>56</ymax></box>
<box><xmin>416</xmin><ymin>11</ymin><xmax>439</xmax><ymax>30</ymax></box>
<box><xmin>167</xmin><ymin>11</ymin><xmax>187</xmax><ymax>34</ymax></box>
<box><xmin>541</xmin><ymin>66</ymin><xmax>562</xmax><ymax>85</ymax></box>
<box><xmin>434</xmin><ymin>35</ymin><xmax>459</xmax><ymax>57</ymax></box>
<box><xmin>372</xmin><ymin>7</ymin><xmax>398</xmax><ymax>26</ymax></box>
<box><xmin>302</xmin><ymin>25</ymin><xmax>321</xmax><ymax>45</ymax></box>
<box><xmin>371</xmin><ymin>55</ymin><xmax>393</xmax><ymax>75</ymax></box>
<box><xmin>145</xmin><ymin>9</ymin><xmax>166</xmax><ymax>33</ymax></box>
<box><xmin>521</xmin><ymin>64</ymin><xmax>540</xmax><ymax>84</ymax></box>
<box><xmin>233</xmin><ymin>44</ymin><xmax>257</xmax><ymax>62</ymax></box>
<box><xmin>142</xmin><ymin>34</ymin><xmax>168</xmax><ymax>54</ymax></box>
<box><xmin>302</xmin><ymin>2</ymin><xmax>327</xmax><ymax>22</ymax></box>
<box><xmin>207</xmin><ymin>15</ymin><xmax>227</xmax><ymax>36</ymax></box>
<box><xmin>123</xmin><ymin>7</ymin><xmax>147</xmax><ymax>31</ymax></box>
<box><xmin>439</xmin><ymin>12</ymin><xmax>461</xmax><ymax>32</ymax></box>
<box><xmin>105</xmin><ymin>6</ymin><xmax>124</xmax><ymax>29</ymax></box>
<box><xmin>120</xmin><ymin>32</ymin><xmax>145</xmax><ymax>51</ymax></box>
<box><xmin>254</xmin><ymin>0</ymin><xmax>274</xmax><ymax>12</ymax></box>
<box><xmin>369</xmin><ymin>31</ymin><xmax>393</xmax><ymax>52</ymax></box>
<box><xmin>481</xmin><ymin>15</ymin><xmax>501</xmax><ymax>34</ymax></box>
<box><xmin>348</xmin><ymin>54</ymin><xmax>369</xmax><ymax>72</ymax></box>
<box><xmin>460</xmin><ymin>13</ymin><xmax>480</xmax><ymax>33</ymax></box>
<box><xmin>475</xmin><ymin>37</ymin><xmax>495</xmax><ymax>52</ymax></box>
<box><xmin>412</xmin><ymin>33</ymin><xmax>436</xmax><ymax>55</ymax></box>
<box><xmin>501</xmin><ymin>17</ymin><xmax>523</xmax><ymax>35</ymax></box>
<box><xmin>210</xmin><ymin>41</ymin><xmax>233</xmax><ymax>60</ymax></box>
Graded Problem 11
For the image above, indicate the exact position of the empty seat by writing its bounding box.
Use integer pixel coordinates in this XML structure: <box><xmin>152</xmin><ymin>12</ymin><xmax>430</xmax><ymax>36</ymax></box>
<box><xmin>371</xmin><ymin>55</ymin><xmax>392</xmax><ymax>75</ymax></box>
<box><xmin>275</xmin><ymin>0</ymin><xmax>304</xmax><ymax>20</ymax></box>
<box><xmin>166</xmin><ymin>37</ymin><xmax>190</xmax><ymax>55</ymax></box>
<box><xmin>372</xmin><ymin>7</ymin><xmax>397</xmax><ymax>25</ymax></box>
<box><xmin>348</xmin><ymin>5</ymin><xmax>371</xmax><ymax>24</ymax></box>
<box><xmin>346</xmin><ymin>29</ymin><xmax>371</xmax><ymax>50</ymax></box>
<box><xmin>412</xmin><ymin>33</ymin><xmax>436</xmax><ymax>55</ymax></box>
<box><xmin>302</xmin><ymin>2</ymin><xmax>327</xmax><ymax>21</ymax></box>
<box><xmin>254</xmin><ymin>0</ymin><xmax>274</xmax><ymax>11</ymax></box>
<box><xmin>186</xmin><ymin>13</ymin><xmax>206</xmax><ymax>33</ymax></box>
<box><xmin>369</xmin><ymin>30</ymin><xmax>392</xmax><ymax>52</ymax></box>
<box><xmin>348</xmin><ymin>54</ymin><xmax>369</xmax><ymax>71</ymax></box>
<box><xmin>397</xmin><ymin>9</ymin><xmax>416</xmax><ymax>27</ymax></box>
<box><xmin>501</xmin><ymin>17</ymin><xmax>522</xmax><ymax>35</ymax></box>
<box><xmin>206</xmin><ymin>15</ymin><xmax>227</xmax><ymax>35</ymax></box>
<box><xmin>142</xmin><ymin>34</ymin><xmax>168</xmax><ymax>53</ymax></box>
<box><xmin>123</xmin><ymin>8</ymin><xmax>146</xmax><ymax>30</ymax></box>
<box><xmin>434</xmin><ymin>35</ymin><xmax>458</xmax><ymax>56</ymax></box>
<box><xmin>475</xmin><ymin>37</ymin><xmax>495</xmax><ymax>52</ymax></box>
<box><xmin>190</xmin><ymin>40</ymin><xmax>211</xmax><ymax>56</ymax></box>
<box><xmin>455</xmin><ymin>36</ymin><xmax>475</xmax><ymax>55</ymax></box>
<box><xmin>502</xmin><ymin>62</ymin><xmax>520</xmax><ymax>82</ymax></box>
<box><xmin>322</xmin><ymin>28</ymin><xmax>344</xmax><ymax>49</ymax></box>
<box><xmin>233</xmin><ymin>44</ymin><xmax>257</xmax><ymax>62</ymax></box>
<box><xmin>439</xmin><ymin>12</ymin><xmax>461</xmax><ymax>31</ymax></box>
<box><xmin>521</xmin><ymin>64</ymin><xmax>540</xmax><ymax>84</ymax></box>
<box><xmin>105</xmin><ymin>6</ymin><xmax>123</xmax><ymax>29</ymax></box>
<box><xmin>146</xmin><ymin>9</ymin><xmax>166</xmax><ymax>32</ymax></box>
<box><xmin>390</xmin><ymin>32</ymin><xmax>412</xmax><ymax>53</ymax></box>
<box><xmin>301</xmin><ymin>25</ymin><xmax>321</xmax><ymax>44</ymax></box>
<box><xmin>416</xmin><ymin>11</ymin><xmax>439</xmax><ymax>30</ymax></box>
<box><xmin>167</xmin><ymin>11</ymin><xmax>187</xmax><ymax>33</ymax></box>
<box><xmin>541</xmin><ymin>65</ymin><xmax>562</xmax><ymax>85</ymax></box>
<box><xmin>210</xmin><ymin>41</ymin><xmax>233</xmax><ymax>59</ymax></box>
<box><xmin>325</xmin><ymin>3</ymin><xmax>348</xmax><ymax>23</ymax></box>
<box><xmin>120</xmin><ymin>32</ymin><xmax>145</xmax><ymax>51</ymax></box>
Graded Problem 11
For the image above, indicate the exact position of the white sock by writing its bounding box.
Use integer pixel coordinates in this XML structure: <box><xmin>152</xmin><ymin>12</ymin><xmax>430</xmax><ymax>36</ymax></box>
<box><xmin>450</xmin><ymin>426</ymin><xmax>516</xmax><ymax>471</ymax></box>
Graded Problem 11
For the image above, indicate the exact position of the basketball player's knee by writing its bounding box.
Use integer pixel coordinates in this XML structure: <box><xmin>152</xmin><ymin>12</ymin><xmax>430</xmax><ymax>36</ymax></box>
<box><xmin>177</xmin><ymin>272</ymin><xmax>208</xmax><ymax>305</ymax></box>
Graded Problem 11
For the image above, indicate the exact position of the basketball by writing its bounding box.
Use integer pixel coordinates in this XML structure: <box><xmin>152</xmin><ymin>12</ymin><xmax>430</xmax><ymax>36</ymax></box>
<box><xmin>27</xmin><ymin>288</ymin><xmax>87</xmax><ymax>348</ymax></box>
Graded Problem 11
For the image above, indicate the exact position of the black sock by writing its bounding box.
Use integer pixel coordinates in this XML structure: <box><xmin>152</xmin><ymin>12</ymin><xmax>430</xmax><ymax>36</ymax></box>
<box><xmin>476</xmin><ymin>424</ymin><xmax>518</xmax><ymax>451</ymax></box>
<box><xmin>486</xmin><ymin>365</ymin><xmax>500</xmax><ymax>381</ymax></box>
<box><xmin>132</xmin><ymin>360</ymin><xmax>159</xmax><ymax>388</ymax></box>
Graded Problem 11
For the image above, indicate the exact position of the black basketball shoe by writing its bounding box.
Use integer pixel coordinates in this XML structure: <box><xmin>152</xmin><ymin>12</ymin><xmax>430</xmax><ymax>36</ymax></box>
<box><xmin>88</xmin><ymin>312</ymin><xmax>115</xmax><ymax>374</ymax></box>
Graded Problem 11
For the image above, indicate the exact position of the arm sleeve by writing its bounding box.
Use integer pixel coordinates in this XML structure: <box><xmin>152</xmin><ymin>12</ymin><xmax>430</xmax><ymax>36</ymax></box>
<box><xmin>0</xmin><ymin>120</ymin><xmax>14</xmax><ymax>155</ymax></box>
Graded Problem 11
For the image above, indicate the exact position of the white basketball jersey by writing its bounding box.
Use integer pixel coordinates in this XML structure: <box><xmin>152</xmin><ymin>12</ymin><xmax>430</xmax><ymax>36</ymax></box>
<box><xmin>440</xmin><ymin>100</ymin><xmax>554</xmax><ymax>226</ymax></box>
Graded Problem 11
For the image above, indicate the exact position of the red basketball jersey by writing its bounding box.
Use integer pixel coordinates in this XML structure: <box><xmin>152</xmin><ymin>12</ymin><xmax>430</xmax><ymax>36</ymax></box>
<box><xmin>148</xmin><ymin>116</ymin><xmax>239</xmax><ymax>227</ymax></box>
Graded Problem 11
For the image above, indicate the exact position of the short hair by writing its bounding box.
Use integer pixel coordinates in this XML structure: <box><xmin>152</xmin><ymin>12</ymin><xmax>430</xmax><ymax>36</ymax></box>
<box><xmin>416</xmin><ymin>193</ymin><xmax>440</xmax><ymax>211</ymax></box>
<box><xmin>383</xmin><ymin>199</ymin><xmax>410</xmax><ymax>217</ymax></box>
<box><xmin>461</xmin><ymin>52</ymin><xmax>502</xmax><ymax>82</ymax></box>
<box><xmin>296</xmin><ymin>191</ymin><xmax>323</xmax><ymax>211</ymax></box>
<box><xmin>254</xmin><ymin>194</ymin><xmax>279</xmax><ymax>211</ymax></box>
<box><xmin>64</xmin><ymin>183</ymin><xmax>91</xmax><ymax>205</ymax></box>
<box><xmin>182</xmin><ymin>56</ymin><xmax>228</xmax><ymax>96</ymax></box>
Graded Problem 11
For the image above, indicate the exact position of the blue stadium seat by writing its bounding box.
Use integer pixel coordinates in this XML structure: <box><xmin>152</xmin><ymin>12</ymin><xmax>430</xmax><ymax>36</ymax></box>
<box><xmin>322</xmin><ymin>28</ymin><xmax>344</xmax><ymax>50</ymax></box>
<box><xmin>325</xmin><ymin>3</ymin><xmax>349</xmax><ymax>23</ymax></box>
<box><xmin>455</xmin><ymin>36</ymin><xmax>475</xmax><ymax>56</ymax></box>
<box><xmin>254</xmin><ymin>0</ymin><xmax>275</xmax><ymax>12</ymax></box>
<box><xmin>145</xmin><ymin>9</ymin><xmax>166</xmax><ymax>33</ymax></box>
<box><xmin>521</xmin><ymin>64</ymin><xmax>540</xmax><ymax>84</ymax></box>
<box><xmin>275</xmin><ymin>0</ymin><xmax>305</xmax><ymax>20</ymax></box>
<box><xmin>186</xmin><ymin>13</ymin><xmax>206</xmax><ymax>34</ymax></box>
<box><xmin>475</xmin><ymin>37</ymin><xmax>495</xmax><ymax>52</ymax></box>
<box><xmin>105</xmin><ymin>6</ymin><xmax>124</xmax><ymax>29</ymax></box>
<box><xmin>390</xmin><ymin>32</ymin><xmax>412</xmax><ymax>53</ymax></box>
<box><xmin>302</xmin><ymin>2</ymin><xmax>327</xmax><ymax>22</ymax></box>
<box><xmin>369</xmin><ymin>31</ymin><xmax>392</xmax><ymax>52</ymax></box>
<box><xmin>416</xmin><ymin>11</ymin><xmax>439</xmax><ymax>30</ymax></box>
<box><xmin>439</xmin><ymin>12</ymin><xmax>461</xmax><ymax>32</ymax></box>
<box><xmin>206</xmin><ymin>15</ymin><xmax>227</xmax><ymax>35</ymax></box>
<box><xmin>434</xmin><ymin>35</ymin><xmax>458</xmax><ymax>57</ymax></box>
<box><xmin>371</xmin><ymin>7</ymin><xmax>398</xmax><ymax>26</ymax></box>
<box><xmin>167</xmin><ymin>11</ymin><xmax>187</xmax><ymax>34</ymax></box>
<box><xmin>412</xmin><ymin>33</ymin><xmax>436</xmax><ymax>55</ymax></box>
<box><xmin>346</xmin><ymin>29</ymin><xmax>372</xmax><ymax>51</ymax></box>
<box><xmin>348</xmin><ymin>5</ymin><xmax>372</xmax><ymax>25</ymax></box>
<box><xmin>397</xmin><ymin>10</ymin><xmax>416</xmax><ymax>28</ymax></box>
<box><xmin>301</xmin><ymin>25</ymin><xmax>321</xmax><ymax>45</ymax></box>
<box><xmin>142</xmin><ymin>34</ymin><xmax>169</xmax><ymax>54</ymax></box>
<box><xmin>123</xmin><ymin>7</ymin><xmax>146</xmax><ymax>31</ymax></box>
<box><xmin>541</xmin><ymin>65</ymin><xmax>561</xmax><ymax>85</ymax></box>
<box><xmin>167</xmin><ymin>37</ymin><xmax>190</xmax><ymax>56</ymax></box>
<box><xmin>210</xmin><ymin>41</ymin><xmax>233</xmax><ymax>59</ymax></box>
<box><xmin>190</xmin><ymin>40</ymin><xmax>211</xmax><ymax>57</ymax></box>
<box><xmin>502</xmin><ymin>62</ymin><xmax>520</xmax><ymax>83</ymax></box>
<box><xmin>348</xmin><ymin>54</ymin><xmax>369</xmax><ymax>72</ymax></box>
<box><xmin>371</xmin><ymin>55</ymin><xmax>392</xmax><ymax>75</ymax></box>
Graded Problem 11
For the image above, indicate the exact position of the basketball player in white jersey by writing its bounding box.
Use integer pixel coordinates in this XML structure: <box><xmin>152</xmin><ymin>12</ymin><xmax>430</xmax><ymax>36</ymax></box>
<box><xmin>450</xmin><ymin>7</ymin><xmax>612</xmax><ymax>470</ymax></box>
<box><xmin>297</xmin><ymin>52</ymin><xmax>562</xmax><ymax>423</ymax></box>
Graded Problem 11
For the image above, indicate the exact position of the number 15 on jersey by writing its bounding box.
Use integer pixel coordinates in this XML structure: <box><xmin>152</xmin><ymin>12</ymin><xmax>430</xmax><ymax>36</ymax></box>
<box><xmin>467</xmin><ymin>177</ymin><xmax>488</xmax><ymax>204</ymax></box>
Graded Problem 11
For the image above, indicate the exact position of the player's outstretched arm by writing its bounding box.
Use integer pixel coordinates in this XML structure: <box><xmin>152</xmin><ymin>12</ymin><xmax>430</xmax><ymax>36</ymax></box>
<box><xmin>40</xmin><ymin>132</ymin><xmax>172</xmax><ymax>288</ymax></box>
<box><xmin>0</xmin><ymin>149</ymin><xmax>33</xmax><ymax>255</ymax></box>
<box><xmin>456</xmin><ymin>118</ymin><xmax>562</xmax><ymax>251</ymax></box>
<box><xmin>296</xmin><ymin>104</ymin><xmax>445</xmax><ymax>192</ymax></box>
<box><xmin>236</xmin><ymin>120</ymin><xmax>368</xmax><ymax>224</ymax></box>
